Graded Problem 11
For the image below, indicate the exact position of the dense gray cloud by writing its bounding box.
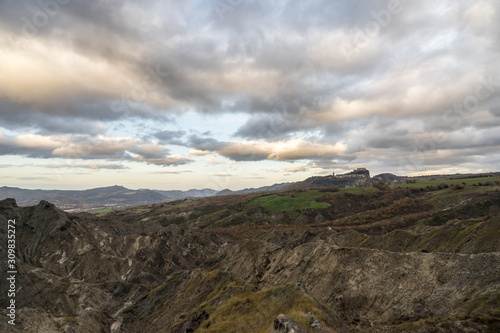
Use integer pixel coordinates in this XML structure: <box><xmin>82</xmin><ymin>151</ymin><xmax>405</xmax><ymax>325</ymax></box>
<box><xmin>0</xmin><ymin>100</ymin><xmax>108</xmax><ymax>135</ymax></box>
<box><xmin>184</xmin><ymin>135</ymin><xmax>346</xmax><ymax>162</ymax></box>
<box><xmin>151</xmin><ymin>130</ymin><xmax>186</xmax><ymax>145</ymax></box>
<box><xmin>35</xmin><ymin>163</ymin><xmax>129</xmax><ymax>170</ymax></box>
<box><xmin>186</xmin><ymin>135</ymin><xmax>229</xmax><ymax>152</ymax></box>
<box><xmin>234</xmin><ymin>113</ymin><xmax>305</xmax><ymax>140</ymax></box>
<box><xmin>0</xmin><ymin>0</ymin><xmax>499</xmax><ymax>174</ymax></box>
<box><xmin>0</xmin><ymin>131</ymin><xmax>190</xmax><ymax>166</ymax></box>
<box><xmin>0</xmin><ymin>144</ymin><xmax>53</xmax><ymax>159</ymax></box>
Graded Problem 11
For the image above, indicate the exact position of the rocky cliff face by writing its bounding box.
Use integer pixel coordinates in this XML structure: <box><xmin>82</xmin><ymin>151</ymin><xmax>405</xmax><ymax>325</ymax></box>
<box><xmin>0</xmin><ymin>197</ymin><xmax>499</xmax><ymax>332</ymax></box>
<box><xmin>220</xmin><ymin>235</ymin><xmax>500</xmax><ymax>329</ymax></box>
<box><xmin>0</xmin><ymin>199</ymin><xmax>223</xmax><ymax>332</ymax></box>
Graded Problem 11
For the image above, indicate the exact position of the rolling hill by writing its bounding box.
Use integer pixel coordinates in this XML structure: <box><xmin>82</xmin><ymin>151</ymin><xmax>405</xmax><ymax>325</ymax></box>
<box><xmin>0</xmin><ymin>169</ymin><xmax>402</xmax><ymax>212</ymax></box>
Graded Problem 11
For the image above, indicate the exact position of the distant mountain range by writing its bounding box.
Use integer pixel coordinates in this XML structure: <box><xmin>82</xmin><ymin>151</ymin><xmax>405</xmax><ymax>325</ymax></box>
<box><xmin>0</xmin><ymin>169</ymin><xmax>404</xmax><ymax>211</ymax></box>
<box><xmin>155</xmin><ymin>188</ymin><xmax>219</xmax><ymax>200</ymax></box>
<box><xmin>0</xmin><ymin>185</ymin><xmax>217</xmax><ymax>212</ymax></box>
<box><xmin>214</xmin><ymin>182</ymin><xmax>292</xmax><ymax>196</ymax></box>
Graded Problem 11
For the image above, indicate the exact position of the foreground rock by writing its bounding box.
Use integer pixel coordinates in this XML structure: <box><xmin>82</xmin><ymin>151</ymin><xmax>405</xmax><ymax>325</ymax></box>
<box><xmin>272</xmin><ymin>314</ymin><xmax>304</xmax><ymax>333</ymax></box>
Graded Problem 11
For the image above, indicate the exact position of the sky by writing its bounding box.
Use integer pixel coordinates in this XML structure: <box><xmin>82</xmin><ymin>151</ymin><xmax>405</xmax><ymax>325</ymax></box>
<box><xmin>0</xmin><ymin>0</ymin><xmax>500</xmax><ymax>191</ymax></box>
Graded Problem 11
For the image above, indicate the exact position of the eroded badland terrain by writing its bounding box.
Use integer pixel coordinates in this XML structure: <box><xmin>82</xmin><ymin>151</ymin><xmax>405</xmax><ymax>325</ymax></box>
<box><xmin>1</xmin><ymin>173</ymin><xmax>500</xmax><ymax>332</ymax></box>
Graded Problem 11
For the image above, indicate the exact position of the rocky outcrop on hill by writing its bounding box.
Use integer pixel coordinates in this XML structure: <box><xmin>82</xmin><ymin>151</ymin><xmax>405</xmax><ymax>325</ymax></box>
<box><xmin>272</xmin><ymin>314</ymin><xmax>305</xmax><ymax>333</ymax></box>
<box><xmin>371</xmin><ymin>173</ymin><xmax>402</xmax><ymax>184</ymax></box>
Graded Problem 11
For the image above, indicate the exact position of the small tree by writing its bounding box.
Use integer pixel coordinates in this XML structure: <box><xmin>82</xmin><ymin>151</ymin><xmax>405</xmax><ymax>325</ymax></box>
<box><xmin>451</xmin><ymin>184</ymin><xmax>465</xmax><ymax>190</ymax></box>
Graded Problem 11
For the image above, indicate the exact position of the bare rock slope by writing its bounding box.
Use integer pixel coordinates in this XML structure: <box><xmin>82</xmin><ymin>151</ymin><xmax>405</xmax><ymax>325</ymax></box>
<box><xmin>1</xmin><ymin>197</ymin><xmax>499</xmax><ymax>332</ymax></box>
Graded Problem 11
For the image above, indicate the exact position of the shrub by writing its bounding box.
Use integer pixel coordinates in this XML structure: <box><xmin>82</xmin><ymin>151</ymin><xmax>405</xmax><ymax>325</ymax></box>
<box><xmin>318</xmin><ymin>186</ymin><xmax>339</xmax><ymax>193</ymax></box>
<box><xmin>489</xmin><ymin>206</ymin><xmax>500</xmax><ymax>216</ymax></box>
<box><xmin>373</xmin><ymin>182</ymin><xmax>390</xmax><ymax>191</ymax></box>
<box><xmin>425</xmin><ymin>185</ymin><xmax>436</xmax><ymax>192</ymax></box>
<box><xmin>437</xmin><ymin>183</ymin><xmax>449</xmax><ymax>190</ymax></box>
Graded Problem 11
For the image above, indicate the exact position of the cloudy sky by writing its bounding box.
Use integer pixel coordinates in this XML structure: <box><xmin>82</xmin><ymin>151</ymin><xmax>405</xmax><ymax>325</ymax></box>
<box><xmin>1</xmin><ymin>0</ymin><xmax>499</xmax><ymax>190</ymax></box>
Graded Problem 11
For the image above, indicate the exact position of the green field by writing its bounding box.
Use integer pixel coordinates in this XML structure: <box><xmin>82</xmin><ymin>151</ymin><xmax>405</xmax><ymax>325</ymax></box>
<box><xmin>247</xmin><ymin>190</ymin><xmax>330</xmax><ymax>212</ymax></box>
<box><xmin>155</xmin><ymin>202</ymin><xmax>193</xmax><ymax>212</ymax></box>
<box><xmin>93</xmin><ymin>207</ymin><xmax>128</xmax><ymax>215</ymax></box>
<box><xmin>94</xmin><ymin>208</ymin><xmax>114</xmax><ymax>214</ymax></box>
<box><xmin>393</xmin><ymin>176</ymin><xmax>499</xmax><ymax>189</ymax></box>
<box><xmin>338</xmin><ymin>187</ymin><xmax>379</xmax><ymax>194</ymax></box>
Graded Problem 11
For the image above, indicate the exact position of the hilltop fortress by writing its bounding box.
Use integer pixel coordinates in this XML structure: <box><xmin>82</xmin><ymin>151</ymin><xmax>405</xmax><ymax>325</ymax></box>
<box><xmin>294</xmin><ymin>168</ymin><xmax>372</xmax><ymax>189</ymax></box>
<box><xmin>271</xmin><ymin>168</ymin><xmax>400</xmax><ymax>191</ymax></box>
<box><xmin>333</xmin><ymin>168</ymin><xmax>370</xmax><ymax>180</ymax></box>
<box><xmin>331</xmin><ymin>168</ymin><xmax>370</xmax><ymax>187</ymax></box>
